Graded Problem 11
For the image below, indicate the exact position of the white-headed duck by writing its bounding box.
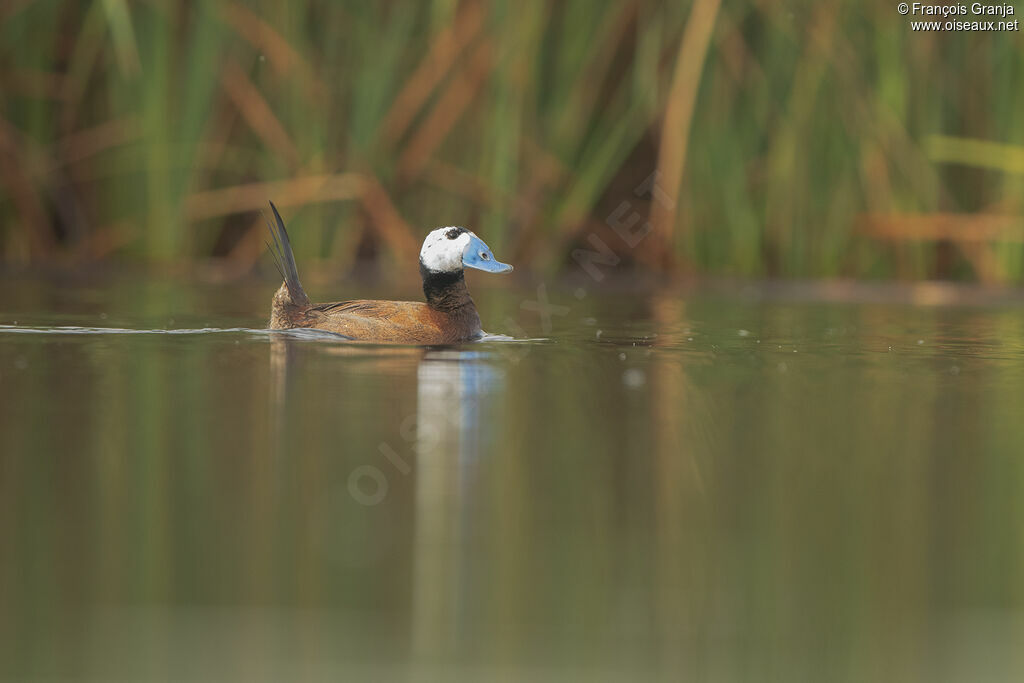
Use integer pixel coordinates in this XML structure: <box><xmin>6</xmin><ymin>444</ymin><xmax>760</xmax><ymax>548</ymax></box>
<box><xmin>266</xmin><ymin>202</ymin><xmax>513</xmax><ymax>344</ymax></box>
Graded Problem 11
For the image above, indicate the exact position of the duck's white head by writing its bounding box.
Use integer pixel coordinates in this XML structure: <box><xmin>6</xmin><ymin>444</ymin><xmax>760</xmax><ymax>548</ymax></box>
<box><xmin>419</xmin><ymin>227</ymin><xmax>513</xmax><ymax>275</ymax></box>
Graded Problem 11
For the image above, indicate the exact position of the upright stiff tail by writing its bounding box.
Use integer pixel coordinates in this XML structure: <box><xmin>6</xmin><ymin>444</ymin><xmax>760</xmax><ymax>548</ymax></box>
<box><xmin>266</xmin><ymin>201</ymin><xmax>310</xmax><ymax>308</ymax></box>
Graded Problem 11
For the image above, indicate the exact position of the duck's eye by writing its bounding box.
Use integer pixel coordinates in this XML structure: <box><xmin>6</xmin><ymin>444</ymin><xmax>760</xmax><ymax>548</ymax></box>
<box><xmin>481</xmin><ymin>252</ymin><xmax>490</xmax><ymax>260</ymax></box>
<box><xmin>445</xmin><ymin>228</ymin><xmax>461</xmax><ymax>240</ymax></box>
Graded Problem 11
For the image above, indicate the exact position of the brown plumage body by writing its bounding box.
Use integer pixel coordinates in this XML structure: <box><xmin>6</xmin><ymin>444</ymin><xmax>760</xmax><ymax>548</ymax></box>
<box><xmin>269</xmin><ymin>274</ymin><xmax>483</xmax><ymax>344</ymax></box>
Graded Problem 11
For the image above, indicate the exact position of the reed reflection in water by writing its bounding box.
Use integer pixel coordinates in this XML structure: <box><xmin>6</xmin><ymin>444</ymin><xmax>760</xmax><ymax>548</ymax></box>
<box><xmin>2</xmin><ymin>278</ymin><xmax>1024</xmax><ymax>680</ymax></box>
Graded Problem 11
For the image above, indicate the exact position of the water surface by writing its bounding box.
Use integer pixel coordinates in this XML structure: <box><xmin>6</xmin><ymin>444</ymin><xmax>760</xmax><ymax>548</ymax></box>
<box><xmin>2</xmin><ymin>274</ymin><xmax>1024</xmax><ymax>682</ymax></box>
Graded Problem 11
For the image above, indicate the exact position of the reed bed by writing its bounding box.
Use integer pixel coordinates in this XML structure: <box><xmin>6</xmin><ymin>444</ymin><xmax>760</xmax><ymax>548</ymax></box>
<box><xmin>0</xmin><ymin>0</ymin><xmax>1022</xmax><ymax>280</ymax></box>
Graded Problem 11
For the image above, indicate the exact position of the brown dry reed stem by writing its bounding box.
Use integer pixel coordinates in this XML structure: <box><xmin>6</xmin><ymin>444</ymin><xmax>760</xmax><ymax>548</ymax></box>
<box><xmin>648</xmin><ymin>0</ymin><xmax>721</xmax><ymax>273</ymax></box>
<box><xmin>397</xmin><ymin>39</ymin><xmax>494</xmax><ymax>181</ymax></box>
<box><xmin>221</xmin><ymin>58</ymin><xmax>302</xmax><ymax>172</ymax></box>
<box><xmin>0</xmin><ymin>116</ymin><xmax>53</xmax><ymax>257</ymax></box>
<box><xmin>860</xmin><ymin>214</ymin><xmax>1024</xmax><ymax>243</ymax></box>
<box><xmin>380</xmin><ymin>1</ymin><xmax>486</xmax><ymax>147</ymax></box>
<box><xmin>184</xmin><ymin>173</ymin><xmax>418</xmax><ymax>264</ymax></box>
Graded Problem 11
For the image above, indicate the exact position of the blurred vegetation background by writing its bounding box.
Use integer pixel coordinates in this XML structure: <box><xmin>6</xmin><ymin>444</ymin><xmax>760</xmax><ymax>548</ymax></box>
<box><xmin>1</xmin><ymin>0</ymin><xmax>1022</xmax><ymax>281</ymax></box>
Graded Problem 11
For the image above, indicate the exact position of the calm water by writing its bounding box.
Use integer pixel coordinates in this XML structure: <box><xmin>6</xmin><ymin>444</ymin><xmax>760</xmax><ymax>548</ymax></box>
<box><xmin>2</xmin><ymin>273</ymin><xmax>1024</xmax><ymax>682</ymax></box>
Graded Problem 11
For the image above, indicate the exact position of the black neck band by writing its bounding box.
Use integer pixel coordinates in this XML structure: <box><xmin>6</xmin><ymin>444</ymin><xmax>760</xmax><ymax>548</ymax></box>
<box><xmin>420</xmin><ymin>263</ymin><xmax>469</xmax><ymax>311</ymax></box>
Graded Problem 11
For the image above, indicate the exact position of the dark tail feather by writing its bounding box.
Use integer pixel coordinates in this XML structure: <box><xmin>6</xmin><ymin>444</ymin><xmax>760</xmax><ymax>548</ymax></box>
<box><xmin>266</xmin><ymin>201</ymin><xmax>310</xmax><ymax>307</ymax></box>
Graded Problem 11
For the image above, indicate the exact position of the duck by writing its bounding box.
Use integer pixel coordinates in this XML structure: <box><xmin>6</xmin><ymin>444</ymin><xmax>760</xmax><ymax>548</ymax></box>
<box><xmin>265</xmin><ymin>202</ymin><xmax>513</xmax><ymax>344</ymax></box>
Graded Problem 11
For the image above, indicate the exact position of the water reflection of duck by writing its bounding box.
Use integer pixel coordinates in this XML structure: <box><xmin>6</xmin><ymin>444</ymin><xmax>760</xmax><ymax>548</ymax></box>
<box><xmin>265</xmin><ymin>202</ymin><xmax>513</xmax><ymax>344</ymax></box>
